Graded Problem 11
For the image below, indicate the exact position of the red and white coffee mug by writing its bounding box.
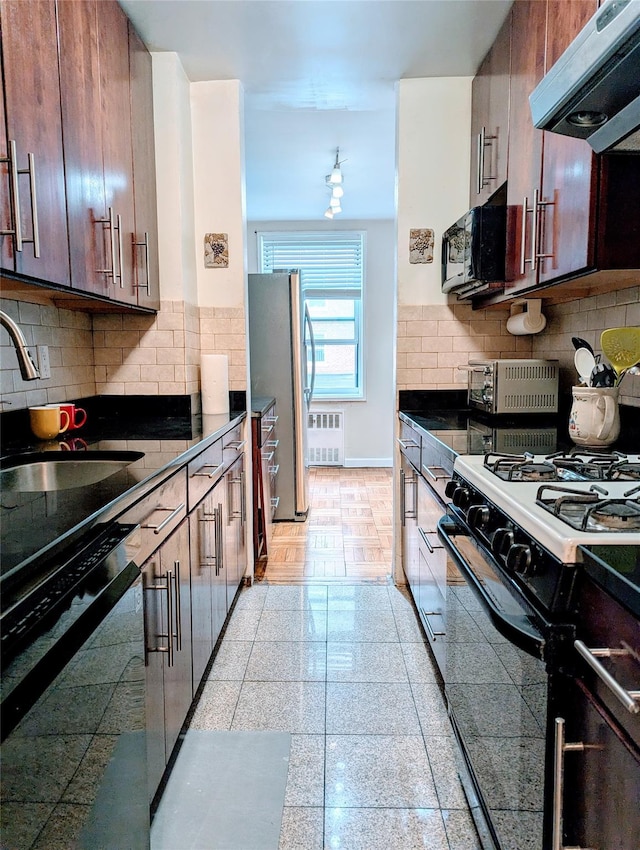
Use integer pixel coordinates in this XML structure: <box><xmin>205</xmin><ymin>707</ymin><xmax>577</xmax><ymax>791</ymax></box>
<box><xmin>51</xmin><ymin>402</ymin><xmax>87</xmax><ymax>431</ymax></box>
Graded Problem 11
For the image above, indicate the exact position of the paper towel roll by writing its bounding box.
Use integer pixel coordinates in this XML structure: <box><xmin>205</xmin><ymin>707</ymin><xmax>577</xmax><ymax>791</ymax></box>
<box><xmin>201</xmin><ymin>354</ymin><xmax>229</xmax><ymax>415</ymax></box>
<box><xmin>506</xmin><ymin>312</ymin><xmax>544</xmax><ymax>335</ymax></box>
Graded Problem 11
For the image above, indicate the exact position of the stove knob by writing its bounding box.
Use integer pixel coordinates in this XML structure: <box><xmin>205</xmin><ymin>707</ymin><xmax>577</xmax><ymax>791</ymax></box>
<box><xmin>506</xmin><ymin>544</ymin><xmax>533</xmax><ymax>575</ymax></box>
<box><xmin>492</xmin><ymin>528</ymin><xmax>513</xmax><ymax>559</ymax></box>
<box><xmin>452</xmin><ymin>486</ymin><xmax>471</xmax><ymax>510</ymax></box>
<box><xmin>444</xmin><ymin>479</ymin><xmax>459</xmax><ymax>499</ymax></box>
<box><xmin>467</xmin><ymin>504</ymin><xmax>490</xmax><ymax>532</ymax></box>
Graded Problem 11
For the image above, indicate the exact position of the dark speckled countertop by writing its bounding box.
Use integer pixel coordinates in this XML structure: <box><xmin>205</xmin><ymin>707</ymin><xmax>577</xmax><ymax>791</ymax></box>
<box><xmin>0</xmin><ymin>394</ymin><xmax>246</xmax><ymax>580</ymax></box>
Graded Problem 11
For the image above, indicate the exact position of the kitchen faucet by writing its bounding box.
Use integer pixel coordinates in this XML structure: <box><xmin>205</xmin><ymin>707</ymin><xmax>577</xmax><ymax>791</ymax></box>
<box><xmin>0</xmin><ymin>309</ymin><xmax>40</xmax><ymax>380</ymax></box>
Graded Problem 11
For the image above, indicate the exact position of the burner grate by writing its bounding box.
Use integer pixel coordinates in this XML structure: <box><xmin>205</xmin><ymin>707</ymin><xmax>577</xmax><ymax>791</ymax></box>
<box><xmin>536</xmin><ymin>483</ymin><xmax>640</xmax><ymax>532</ymax></box>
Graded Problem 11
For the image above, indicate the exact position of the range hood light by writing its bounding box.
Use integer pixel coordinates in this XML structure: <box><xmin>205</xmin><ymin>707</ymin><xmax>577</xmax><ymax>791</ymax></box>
<box><xmin>567</xmin><ymin>110</ymin><xmax>609</xmax><ymax>127</ymax></box>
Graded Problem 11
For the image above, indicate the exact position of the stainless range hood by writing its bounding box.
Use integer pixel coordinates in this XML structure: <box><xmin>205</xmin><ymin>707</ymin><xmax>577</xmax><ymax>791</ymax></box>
<box><xmin>529</xmin><ymin>0</ymin><xmax>640</xmax><ymax>153</ymax></box>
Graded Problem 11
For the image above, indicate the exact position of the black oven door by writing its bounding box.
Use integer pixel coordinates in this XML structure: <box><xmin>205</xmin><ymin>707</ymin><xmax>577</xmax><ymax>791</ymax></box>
<box><xmin>437</xmin><ymin>516</ymin><xmax>549</xmax><ymax>850</ymax></box>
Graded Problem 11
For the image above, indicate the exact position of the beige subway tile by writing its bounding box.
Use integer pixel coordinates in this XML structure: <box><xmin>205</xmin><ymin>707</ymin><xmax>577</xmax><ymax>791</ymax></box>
<box><xmin>48</xmin><ymin>347</ymin><xmax>63</xmax><ymax>367</ymax></box>
<box><xmin>5</xmin><ymin>390</ymin><xmax>27</xmax><ymax>408</ymax></box>
<box><xmin>602</xmin><ymin>305</ymin><xmax>627</xmax><ymax>329</ymax></box>
<box><xmin>156</xmin><ymin>347</ymin><xmax>185</xmax><ymax>365</ymax></box>
<box><xmin>157</xmin><ymin>312</ymin><xmax>185</xmax><ymax>331</ymax></box>
<box><xmin>437</xmin><ymin>320</ymin><xmax>469</xmax><ymax>337</ymax></box>
<box><xmin>170</xmin><ymin>300</ymin><xmax>185</xmax><ymax>313</ymax></box>
<box><xmin>424</xmin><ymin>305</ymin><xmax>454</xmax><ymax>320</ymax></box>
<box><xmin>93</xmin><ymin>314</ymin><xmax>124</xmax><ymax>331</ymax></box>
<box><xmin>123</xmin><ymin>313</ymin><xmax>157</xmax><ymax>331</ymax></box>
<box><xmin>438</xmin><ymin>350</ymin><xmax>473</xmax><ymax>369</ymax></box>
<box><xmin>123</xmin><ymin>382</ymin><xmax>158</xmax><ymax>395</ymax></box>
<box><xmin>579</xmin><ymin>295</ymin><xmax>598</xmax><ymax>312</ymax></box>
<box><xmin>397</xmin><ymin>305</ymin><xmax>420</xmax><ymax>322</ymax></box>
<box><xmin>470</xmin><ymin>319</ymin><xmax>503</xmax><ymax>337</ymax></box>
<box><xmin>397</xmin><ymin>336</ymin><xmax>422</xmax><ymax>353</ymax></box>
<box><xmin>396</xmin><ymin>353</ymin><xmax>407</xmax><ymax>369</ymax></box>
<box><xmin>62</xmin><ymin>348</ymin><xmax>95</xmax><ymax>368</ymax></box>
<box><xmin>174</xmin><ymin>365</ymin><xmax>186</xmax><ymax>383</ymax></box>
<box><xmin>173</xmin><ymin>330</ymin><xmax>185</xmax><ymax>348</ymax></box>
<box><xmin>596</xmin><ymin>291</ymin><xmax>617</xmax><ymax>309</ymax></box>
<box><xmin>199</xmin><ymin>334</ymin><xmax>215</xmax><ymax>351</ymax></box>
<box><xmin>125</xmin><ymin>347</ymin><xmax>157</xmax><ymax>365</ymax></box>
<box><xmin>105</xmin><ymin>330</ymin><xmax>141</xmax><ymax>349</ymax></box>
<box><xmin>452</xmin><ymin>336</ymin><xmax>483</xmax><ymax>354</ymax></box>
<box><xmin>140</xmin><ymin>364</ymin><xmax>175</xmax><ymax>383</ymax></box>
<box><xmin>214</xmin><ymin>333</ymin><xmax>245</xmax><ymax>350</ymax></box>
<box><xmin>627</xmin><ymin>301</ymin><xmax>640</xmax><ymax>324</ymax></box>
<box><xmin>139</xmin><ymin>330</ymin><xmax>174</xmax><ymax>348</ymax></box>
<box><xmin>422</xmin><ymin>335</ymin><xmax>453</xmax><ymax>353</ymax></box>
<box><xmin>199</xmin><ymin>317</ymin><xmax>216</xmax><ymax>335</ymax></box>
<box><xmin>407</xmin><ymin>352</ymin><xmax>439</xmax><ymax>369</ymax></box>
<box><xmin>616</xmin><ymin>286</ymin><xmax>639</xmax><ymax>306</ymax></box>
<box><xmin>94</xmin><ymin>365</ymin><xmax>107</xmax><ymax>383</ymax></box>
<box><xmin>411</xmin><ymin>320</ymin><xmax>439</xmax><ymax>338</ymax></box>
<box><xmin>158</xmin><ymin>382</ymin><xmax>185</xmax><ymax>394</ymax></box>
<box><xmin>107</xmin><ymin>363</ymin><xmax>141</xmax><ymax>383</ymax></box>
<box><xmin>229</xmin><ymin>349</ymin><xmax>246</xmax><ymax>367</ymax></box>
<box><xmin>25</xmin><ymin>388</ymin><xmax>48</xmax><ymax>406</ymax></box>
<box><xmin>40</xmin><ymin>305</ymin><xmax>61</xmax><ymax>328</ymax></box>
<box><xmin>100</xmin><ymin>382</ymin><xmax>125</xmax><ymax>394</ymax></box>
<box><xmin>397</xmin><ymin>368</ymin><xmax>422</xmax><ymax>386</ymax></box>
<box><xmin>229</xmin><ymin>318</ymin><xmax>246</xmax><ymax>334</ymax></box>
<box><xmin>451</xmin><ymin>303</ymin><xmax>476</xmax><ymax>321</ymax></box>
<box><xmin>423</xmin><ymin>366</ymin><xmax>454</xmax><ymax>385</ymax></box>
<box><xmin>18</xmin><ymin>301</ymin><xmax>42</xmax><ymax>325</ymax></box>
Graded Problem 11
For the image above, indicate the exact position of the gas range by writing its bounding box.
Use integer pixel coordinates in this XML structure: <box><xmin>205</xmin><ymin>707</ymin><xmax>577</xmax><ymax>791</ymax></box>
<box><xmin>448</xmin><ymin>450</ymin><xmax>640</xmax><ymax>613</ymax></box>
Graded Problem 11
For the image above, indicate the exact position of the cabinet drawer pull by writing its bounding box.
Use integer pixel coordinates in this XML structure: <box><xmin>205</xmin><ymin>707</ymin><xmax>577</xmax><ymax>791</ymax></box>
<box><xmin>271</xmin><ymin>496</ymin><xmax>280</xmax><ymax>509</ymax></box>
<box><xmin>173</xmin><ymin>563</ymin><xmax>182</xmax><ymax>652</ymax></box>
<box><xmin>265</xmin><ymin>439</ymin><xmax>279</xmax><ymax>450</ymax></box>
<box><xmin>535</xmin><ymin>196</ymin><xmax>555</xmax><ymax>266</ymax></box>
<box><xmin>25</xmin><ymin>152</ymin><xmax>40</xmax><ymax>257</ymax></box>
<box><xmin>1</xmin><ymin>140</ymin><xmax>23</xmax><ymax>249</ymax></box>
<box><xmin>225</xmin><ymin>439</ymin><xmax>246</xmax><ymax>452</ymax></box>
<box><xmin>422</xmin><ymin>465</ymin><xmax>448</xmax><ymax>482</ymax></box>
<box><xmin>145</xmin><ymin>568</ymin><xmax>173</xmax><ymax>666</ymax></box>
<box><xmin>263</xmin><ymin>415</ymin><xmax>278</xmax><ymax>425</ymax></box>
<box><xmin>418</xmin><ymin>527</ymin><xmax>434</xmax><ymax>553</ymax></box>
<box><xmin>574</xmin><ymin>640</ymin><xmax>640</xmax><ymax>714</ymax></box>
<box><xmin>262</xmin><ymin>450</ymin><xmax>275</xmax><ymax>463</ymax></box>
<box><xmin>142</xmin><ymin>503</ymin><xmax>185</xmax><ymax>535</ymax></box>
<box><xmin>192</xmin><ymin>462</ymin><xmax>224</xmax><ymax>479</ymax></box>
<box><xmin>261</xmin><ymin>424</ymin><xmax>274</xmax><ymax>436</ymax></box>
<box><xmin>420</xmin><ymin>608</ymin><xmax>445</xmax><ymax>639</ymax></box>
<box><xmin>116</xmin><ymin>212</ymin><xmax>124</xmax><ymax>288</ymax></box>
<box><xmin>398</xmin><ymin>438</ymin><xmax>419</xmax><ymax>450</ymax></box>
<box><xmin>133</xmin><ymin>231</ymin><xmax>151</xmax><ymax>292</ymax></box>
<box><xmin>96</xmin><ymin>206</ymin><xmax>118</xmax><ymax>279</ymax></box>
<box><xmin>269</xmin><ymin>464</ymin><xmax>279</xmax><ymax>476</ymax></box>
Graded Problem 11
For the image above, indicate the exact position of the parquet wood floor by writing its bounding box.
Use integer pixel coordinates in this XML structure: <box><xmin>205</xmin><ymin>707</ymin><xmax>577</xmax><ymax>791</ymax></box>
<box><xmin>255</xmin><ymin>467</ymin><xmax>393</xmax><ymax>585</ymax></box>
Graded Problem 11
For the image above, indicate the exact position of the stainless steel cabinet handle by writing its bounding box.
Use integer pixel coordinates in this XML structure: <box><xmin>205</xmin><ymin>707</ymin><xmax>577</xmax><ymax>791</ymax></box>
<box><xmin>1</xmin><ymin>142</ymin><xmax>40</xmax><ymax>256</ymax></box>
<box><xmin>173</xmin><ymin>562</ymin><xmax>182</xmax><ymax>651</ymax></box>
<box><xmin>225</xmin><ymin>439</ymin><xmax>246</xmax><ymax>451</ymax></box>
<box><xmin>269</xmin><ymin>464</ymin><xmax>279</xmax><ymax>476</ymax></box>
<box><xmin>530</xmin><ymin>188</ymin><xmax>540</xmax><ymax>271</ymax></box>
<box><xmin>520</xmin><ymin>195</ymin><xmax>533</xmax><ymax>275</ymax></box>
<box><xmin>261</xmin><ymin>423</ymin><xmax>274</xmax><ymax>437</ymax></box>
<box><xmin>398</xmin><ymin>438</ymin><xmax>419</xmax><ymax>450</ymax></box>
<box><xmin>422</xmin><ymin>465</ymin><xmax>449</xmax><ymax>482</ymax></box>
<box><xmin>400</xmin><ymin>468</ymin><xmax>406</xmax><ymax>527</ymax></box>
<box><xmin>116</xmin><ymin>212</ymin><xmax>124</xmax><ymax>288</ymax></box>
<box><xmin>265</xmin><ymin>439</ymin><xmax>279</xmax><ymax>450</ymax></box>
<box><xmin>216</xmin><ymin>502</ymin><xmax>223</xmax><ymax>575</ymax></box>
<box><xmin>262</xmin><ymin>451</ymin><xmax>275</xmax><ymax>463</ymax></box>
<box><xmin>552</xmin><ymin>716</ymin><xmax>600</xmax><ymax>850</ymax></box>
<box><xmin>142</xmin><ymin>503</ymin><xmax>186</xmax><ymax>535</ymax></box>
<box><xmin>535</xmin><ymin>196</ymin><xmax>555</xmax><ymax>267</ymax></box>
<box><xmin>418</xmin><ymin>527</ymin><xmax>434</xmax><ymax>553</ymax></box>
<box><xmin>574</xmin><ymin>640</ymin><xmax>640</xmax><ymax>714</ymax></box>
<box><xmin>192</xmin><ymin>462</ymin><xmax>224</xmax><ymax>480</ymax></box>
<box><xmin>96</xmin><ymin>206</ymin><xmax>118</xmax><ymax>279</ymax></box>
<box><xmin>133</xmin><ymin>231</ymin><xmax>151</xmax><ymax>291</ymax></box>
<box><xmin>263</xmin><ymin>415</ymin><xmax>278</xmax><ymax>425</ymax></box>
<box><xmin>144</xmin><ymin>567</ymin><xmax>173</xmax><ymax>665</ymax></box>
<box><xmin>476</xmin><ymin>130</ymin><xmax>483</xmax><ymax>195</ymax></box>
<box><xmin>240</xmin><ymin>469</ymin><xmax>246</xmax><ymax>524</ymax></box>
<box><xmin>421</xmin><ymin>608</ymin><xmax>445</xmax><ymax>639</ymax></box>
<box><xmin>271</xmin><ymin>496</ymin><xmax>280</xmax><ymax>509</ymax></box>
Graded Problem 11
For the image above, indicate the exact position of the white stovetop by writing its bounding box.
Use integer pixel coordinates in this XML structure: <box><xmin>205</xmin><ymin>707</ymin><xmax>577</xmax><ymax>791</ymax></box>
<box><xmin>454</xmin><ymin>454</ymin><xmax>640</xmax><ymax>563</ymax></box>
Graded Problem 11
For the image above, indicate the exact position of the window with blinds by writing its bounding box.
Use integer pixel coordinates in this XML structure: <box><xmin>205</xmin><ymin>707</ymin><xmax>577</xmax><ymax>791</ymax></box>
<box><xmin>258</xmin><ymin>232</ymin><xmax>365</xmax><ymax>399</ymax></box>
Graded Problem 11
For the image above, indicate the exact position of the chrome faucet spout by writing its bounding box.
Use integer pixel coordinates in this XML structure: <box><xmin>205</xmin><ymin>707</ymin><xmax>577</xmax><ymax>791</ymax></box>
<box><xmin>0</xmin><ymin>309</ymin><xmax>40</xmax><ymax>380</ymax></box>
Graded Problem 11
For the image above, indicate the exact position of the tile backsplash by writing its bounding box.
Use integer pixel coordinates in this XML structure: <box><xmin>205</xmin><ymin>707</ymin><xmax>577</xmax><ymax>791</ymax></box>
<box><xmin>396</xmin><ymin>302</ymin><xmax>533</xmax><ymax>392</ymax></box>
<box><xmin>531</xmin><ymin>286</ymin><xmax>640</xmax><ymax>408</ymax></box>
<box><xmin>1</xmin><ymin>297</ymin><xmax>247</xmax><ymax>411</ymax></box>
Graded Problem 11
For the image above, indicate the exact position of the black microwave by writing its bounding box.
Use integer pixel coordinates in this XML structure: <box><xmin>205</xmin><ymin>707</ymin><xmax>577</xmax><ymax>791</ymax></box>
<box><xmin>441</xmin><ymin>205</ymin><xmax>506</xmax><ymax>297</ymax></box>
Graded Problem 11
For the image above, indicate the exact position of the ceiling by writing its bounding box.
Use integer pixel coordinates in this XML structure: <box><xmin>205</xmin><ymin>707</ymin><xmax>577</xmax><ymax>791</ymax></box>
<box><xmin>120</xmin><ymin>0</ymin><xmax>513</xmax><ymax>221</ymax></box>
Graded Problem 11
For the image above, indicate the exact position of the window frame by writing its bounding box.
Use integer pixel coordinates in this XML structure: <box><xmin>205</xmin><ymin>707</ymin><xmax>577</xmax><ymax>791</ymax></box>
<box><xmin>257</xmin><ymin>231</ymin><xmax>366</xmax><ymax>400</ymax></box>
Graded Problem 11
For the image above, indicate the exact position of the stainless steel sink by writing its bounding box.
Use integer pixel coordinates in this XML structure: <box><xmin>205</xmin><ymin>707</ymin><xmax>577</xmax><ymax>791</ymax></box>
<box><xmin>0</xmin><ymin>451</ymin><xmax>144</xmax><ymax>492</ymax></box>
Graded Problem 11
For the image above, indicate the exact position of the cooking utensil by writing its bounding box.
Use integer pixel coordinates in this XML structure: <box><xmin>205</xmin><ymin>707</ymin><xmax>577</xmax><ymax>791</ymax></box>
<box><xmin>574</xmin><ymin>348</ymin><xmax>596</xmax><ymax>385</ymax></box>
<box><xmin>590</xmin><ymin>362</ymin><xmax>616</xmax><ymax>388</ymax></box>
<box><xmin>601</xmin><ymin>327</ymin><xmax>640</xmax><ymax>383</ymax></box>
<box><xmin>571</xmin><ymin>336</ymin><xmax>594</xmax><ymax>355</ymax></box>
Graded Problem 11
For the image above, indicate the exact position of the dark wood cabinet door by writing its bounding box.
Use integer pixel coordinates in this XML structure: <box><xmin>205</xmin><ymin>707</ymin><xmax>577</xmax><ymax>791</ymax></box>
<box><xmin>57</xmin><ymin>0</ymin><xmax>111</xmax><ymax>298</ymax></box>
<box><xmin>504</xmin><ymin>0</ymin><xmax>547</xmax><ymax>291</ymax></box>
<box><xmin>0</xmin><ymin>0</ymin><xmax>70</xmax><ymax>285</ymax></box>
<box><xmin>161</xmin><ymin>520</ymin><xmax>192</xmax><ymax>760</ymax></box>
<box><xmin>470</xmin><ymin>10</ymin><xmax>511</xmax><ymax>207</ymax></box>
<box><xmin>97</xmin><ymin>0</ymin><xmax>136</xmax><ymax>305</ymax></box>
<box><xmin>538</xmin><ymin>0</ymin><xmax>599</xmax><ymax>285</ymax></box>
<box><xmin>129</xmin><ymin>24</ymin><xmax>160</xmax><ymax>310</ymax></box>
<box><xmin>0</xmin><ymin>44</ymin><xmax>12</xmax><ymax>270</ymax></box>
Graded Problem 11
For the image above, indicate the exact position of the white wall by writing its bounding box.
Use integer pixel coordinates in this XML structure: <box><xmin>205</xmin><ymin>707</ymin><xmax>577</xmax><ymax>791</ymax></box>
<box><xmin>191</xmin><ymin>81</ymin><xmax>247</xmax><ymax>310</ymax></box>
<box><xmin>396</xmin><ymin>77</ymin><xmax>472</xmax><ymax>306</ymax></box>
<box><xmin>247</xmin><ymin>219</ymin><xmax>396</xmax><ymax>466</ymax></box>
<box><xmin>152</xmin><ymin>53</ymin><xmax>197</xmax><ymax>304</ymax></box>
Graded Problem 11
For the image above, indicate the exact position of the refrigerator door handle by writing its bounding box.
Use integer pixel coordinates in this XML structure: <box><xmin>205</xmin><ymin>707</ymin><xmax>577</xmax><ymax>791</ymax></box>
<box><xmin>304</xmin><ymin>303</ymin><xmax>316</xmax><ymax>405</ymax></box>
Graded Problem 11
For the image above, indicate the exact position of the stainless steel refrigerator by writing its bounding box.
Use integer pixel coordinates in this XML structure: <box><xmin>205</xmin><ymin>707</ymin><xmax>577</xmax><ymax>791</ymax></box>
<box><xmin>248</xmin><ymin>270</ymin><xmax>316</xmax><ymax>521</ymax></box>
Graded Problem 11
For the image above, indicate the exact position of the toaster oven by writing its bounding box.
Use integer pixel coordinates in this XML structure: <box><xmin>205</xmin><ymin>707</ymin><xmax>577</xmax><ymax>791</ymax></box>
<box><xmin>466</xmin><ymin>359</ymin><xmax>559</xmax><ymax>415</ymax></box>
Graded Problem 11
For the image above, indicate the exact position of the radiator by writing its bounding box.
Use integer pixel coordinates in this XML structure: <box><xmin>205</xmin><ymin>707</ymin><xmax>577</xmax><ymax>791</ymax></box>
<box><xmin>307</xmin><ymin>410</ymin><xmax>344</xmax><ymax>466</ymax></box>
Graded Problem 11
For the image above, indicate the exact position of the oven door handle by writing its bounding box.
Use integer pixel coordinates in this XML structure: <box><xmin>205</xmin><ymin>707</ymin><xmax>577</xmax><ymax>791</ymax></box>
<box><xmin>437</xmin><ymin>516</ymin><xmax>545</xmax><ymax>659</ymax></box>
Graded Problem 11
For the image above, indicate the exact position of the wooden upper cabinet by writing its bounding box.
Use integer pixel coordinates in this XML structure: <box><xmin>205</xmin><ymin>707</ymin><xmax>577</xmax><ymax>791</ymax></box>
<box><xmin>469</xmin><ymin>9</ymin><xmax>511</xmax><ymax>207</ymax></box>
<box><xmin>57</xmin><ymin>0</ymin><xmax>110</xmax><ymax>299</ymax></box>
<box><xmin>0</xmin><ymin>0</ymin><xmax>70</xmax><ymax>285</ymax></box>
<box><xmin>537</xmin><ymin>0</ymin><xmax>599</xmax><ymax>287</ymax></box>
<box><xmin>129</xmin><ymin>24</ymin><xmax>160</xmax><ymax>311</ymax></box>
<box><xmin>504</xmin><ymin>0</ymin><xmax>547</xmax><ymax>291</ymax></box>
<box><xmin>97</xmin><ymin>0</ymin><xmax>136</xmax><ymax>306</ymax></box>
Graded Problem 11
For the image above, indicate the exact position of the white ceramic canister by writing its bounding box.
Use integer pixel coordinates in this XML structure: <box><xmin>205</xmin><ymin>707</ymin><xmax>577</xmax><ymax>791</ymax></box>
<box><xmin>569</xmin><ymin>386</ymin><xmax>620</xmax><ymax>447</ymax></box>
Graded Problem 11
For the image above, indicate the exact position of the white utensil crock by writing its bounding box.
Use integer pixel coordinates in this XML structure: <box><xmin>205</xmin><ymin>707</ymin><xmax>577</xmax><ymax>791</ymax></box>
<box><xmin>569</xmin><ymin>386</ymin><xmax>620</xmax><ymax>447</ymax></box>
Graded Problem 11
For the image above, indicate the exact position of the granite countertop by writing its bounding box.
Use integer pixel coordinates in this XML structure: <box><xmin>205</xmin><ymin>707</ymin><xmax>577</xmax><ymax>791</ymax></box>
<box><xmin>0</xmin><ymin>395</ymin><xmax>247</xmax><ymax>581</ymax></box>
<box><xmin>250</xmin><ymin>396</ymin><xmax>276</xmax><ymax>418</ymax></box>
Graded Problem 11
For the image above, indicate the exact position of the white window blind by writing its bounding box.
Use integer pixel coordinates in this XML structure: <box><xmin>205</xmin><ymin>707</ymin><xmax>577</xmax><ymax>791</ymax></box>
<box><xmin>258</xmin><ymin>232</ymin><xmax>365</xmax><ymax>399</ymax></box>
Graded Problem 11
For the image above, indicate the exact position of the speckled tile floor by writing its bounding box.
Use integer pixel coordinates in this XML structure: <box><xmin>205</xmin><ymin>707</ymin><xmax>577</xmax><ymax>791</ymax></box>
<box><xmin>155</xmin><ymin>583</ymin><xmax>482</xmax><ymax>850</ymax></box>
<box><xmin>152</xmin><ymin>469</ymin><xmax>481</xmax><ymax>850</ymax></box>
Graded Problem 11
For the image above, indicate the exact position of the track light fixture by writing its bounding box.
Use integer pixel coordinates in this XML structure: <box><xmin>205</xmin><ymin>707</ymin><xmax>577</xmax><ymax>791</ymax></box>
<box><xmin>324</xmin><ymin>147</ymin><xmax>345</xmax><ymax>219</ymax></box>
